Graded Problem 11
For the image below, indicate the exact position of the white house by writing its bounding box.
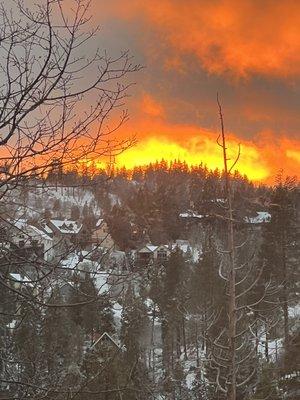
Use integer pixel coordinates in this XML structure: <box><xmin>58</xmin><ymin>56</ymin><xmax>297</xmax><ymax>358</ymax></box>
<box><xmin>135</xmin><ymin>240</ymin><xmax>200</xmax><ymax>264</ymax></box>
<box><xmin>46</xmin><ymin>219</ymin><xmax>83</xmax><ymax>258</ymax></box>
<box><xmin>244</xmin><ymin>211</ymin><xmax>271</xmax><ymax>225</ymax></box>
<box><xmin>9</xmin><ymin>219</ymin><xmax>54</xmax><ymax>261</ymax></box>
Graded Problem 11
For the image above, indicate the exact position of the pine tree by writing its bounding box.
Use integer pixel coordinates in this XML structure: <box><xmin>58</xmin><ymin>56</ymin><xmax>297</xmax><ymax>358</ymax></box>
<box><xmin>13</xmin><ymin>300</ymin><xmax>42</xmax><ymax>383</ymax></box>
<box><xmin>71</xmin><ymin>205</ymin><xmax>80</xmax><ymax>220</ymax></box>
<box><xmin>189</xmin><ymin>234</ymin><xmax>225</xmax><ymax>357</ymax></box>
<box><xmin>260</xmin><ymin>177</ymin><xmax>299</xmax><ymax>356</ymax></box>
<box><xmin>53</xmin><ymin>198</ymin><xmax>61</xmax><ymax>213</ymax></box>
<box><xmin>250</xmin><ymin>363</ymin><xmax>280</xmax><ymax>400</ymax></box>
<box><xmin>42</xmin><ymin>288</ymin><xmax>81</xmax><ymax>373</ymax></box>
<box><xmin>79</xmin><ymin>275</ymin><xmax>99</xmax><ymax>342</ymax></box>
<box><xmin>154</xmin><ymin>249</ymin><xmax>188</xmax><ymax>396</ymax></box>
<box><xmin>120</xmin><ymin>286</ymin><xmax>151</xmax><ymax>399</ymax></box>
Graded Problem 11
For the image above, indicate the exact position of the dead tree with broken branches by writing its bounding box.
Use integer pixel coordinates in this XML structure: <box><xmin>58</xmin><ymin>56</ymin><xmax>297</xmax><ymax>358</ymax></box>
<box><xmin>201</xmin><ymin>96</ymin><xmax>280</xmax><ymax>400</ymax></box>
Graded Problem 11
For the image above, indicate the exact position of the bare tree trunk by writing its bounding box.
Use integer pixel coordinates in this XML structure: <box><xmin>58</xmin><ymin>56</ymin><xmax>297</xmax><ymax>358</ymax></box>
<box><xmin>151</xmin><ymin>308</ymin><xmax>156</xmax><ymax>381</ymax></box>
<box><xmin>195</xmin><ymin>321</ymin><xmax>200</xmax><ymax>367</ymax></box>
<box><xmin>176</xmin><ymin>325</ymin><xmax>181</xmax><ymax>358</ymax></box>
<box><xmin>255</xmin><ymin>318</ymin><xmax>259</xmax><ymax>356</ymax></box>
<box><xmin>265</xmin><ymin>321</ymin><xmax>269</xmax><ymax>363</ymax></box>
<box><xmin>182</xmin><ymin>316</ymin><xmax>188</xmax><ymax>360</ymax></box>
<box><xmin>218</xmin><ymin>96</ymin><xmax>237</xmax><ymax>400</ymax></box>
<box><xmin>171</xmin><ymin>333</ymin><xmax>175</xmax><ymax>372</ymax></box>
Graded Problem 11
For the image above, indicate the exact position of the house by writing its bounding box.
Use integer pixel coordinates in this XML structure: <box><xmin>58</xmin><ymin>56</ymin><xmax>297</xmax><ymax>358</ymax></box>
<box><xmin>179</xmin><ymin>210</ymin><xmax>206</xmax><ymax>220</ymax></box>
<box><xmin>48</xmin><ymin>218</ymin><xmax>82</xmax><ymax>237</ymax></box>
<box><xmin>135</xmin><ymin>240</ymin><xmax>200</xmax><ymax>265</ymax></box>
<box><xmin>29</xmin><ymin>225</ymin><xmax>54</xmax><ymax>261</ymax></box>
<box><xmin>57</xmin><ymin>281</ymin><xmax>77</xmax><ymax>300</ymax></box>
<box><xmin>136</xmin><ymin>244</ymin><xmax>170</xmax><ymax>264</ymax></box>
<box><xmin>91</xmin><ymin>332</ymin><xmax>121</xmax><ymax>351</ymax></box>
<box><xmin>46</xmin><ymin>219</ymin><xmax>83</xmax><ymax>257</ymax></box>
<box><xmin>9</xmin><ymin>273</ymin><xmax>33</xmax><ymax>290</ymax></box>
<box><xmin>6</xmin><ymin>219</ymin><xmax>54</xmax><ymax>261</ymax></box>
<box><xmin>60</xmin><ymin>252</ymin><xmax>97</xmax><ymax>279</ymax></box>
<box><xmin>244</xmin><ymin>211</ymin><xmax>271</xmax><ymax>225</ymax></box>
<box><xmin>91</xmin><ymin>218</ymin><xmax>114</xmax><ymax>250</ymax></box>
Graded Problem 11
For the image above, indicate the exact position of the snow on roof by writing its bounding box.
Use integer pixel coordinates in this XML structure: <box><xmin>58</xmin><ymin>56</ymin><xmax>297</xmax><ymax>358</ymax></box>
<box><xmin>112</xmin><ymin>302</ymin><xmax>123</xmax><ymax>320</ymax></box>
<box><xmin>12</xmin><ymin>218</ymin><xmax>27</xmax><ymax>230</ymax></box>
<box><xmin>61</xmin><ymin>253</ymin><xmax>94</xmax><ymax>271</ymax></box>
<box><xmin>179</xmin><ymin>211</ymin><xmax>205</xmax><ymax>219</ymax></box>
<box><xmin>172</xmin><ymin>243</ymin><xmax>189</xmax><ymax>253</ymax></box>
<box><xmin>7</xmin><ymin>320</ymin><xmax>17</xmax><ymax>329</ymax></box>
<box><xmin>94</xmin><ymin>271</ymin><xmax>110</xmax><ymax>294</ymax></box>
<box><xmin>95</xmin><ymin>218</ymin><xmax>104</xmax><ymax>228</ymax></box>
<box><xmin>40</xmin><ymin>222</ymin><xmax>53</xmax><ymax>235</ymax></box>
<box><xmin>29</xmin><ymin>225</ymin><xmax>52</xmax><ymax>241</ymax></box>
<box><xmin>138</xmin><ymin>245</ymin><xmax>158</xmax><ymax>253</ymax></box>
<box><xmin>137</xmin><ymin>240</ymin><xmax>201</xmax><ymax>262</ymax></box>
<box><xmin>61</xmin><ymin>253</ymin><xmax>80</xmax><ymax>269</ymax></box>
<box><xmin>11</xmin><ymin>219</ymin><xmax>52</xmax><ymax>241</ymax></box>
<box><xmin>10</xmin><ymin>273</ymin><xmax>33</xmax><ymax>286</ymax></box>
<box><xmin>244</xmin><ymin>211</ymin><xmax>271</xmax><ymax>224</ymax></box>
<box><xmin>92</xmin><ymin>332</ymin><xmax>121</xmax><ymax>350</ymax></box>
<box><xmin>174</xmin><ymin>242</ymin><xmax>201</xmax><ymax>262</ymax></box>
<box><xmin>110</xmin><ymin>250</ymin><xmax>126</xmax><ymax>263</ymax></box>
<box><xmin>50</xmin><ymin>219</ymin><xmax>82</xmax><ymax>234</ymax></box>
<box><xmin>147</xmin><ymin>245</ymin><xmax>159</xmax><ymax>252</ymax></box>
<box><xmin>212</xmin><ymin>198</ymin><xmax>226</xmax><ymax>203</ymax></box>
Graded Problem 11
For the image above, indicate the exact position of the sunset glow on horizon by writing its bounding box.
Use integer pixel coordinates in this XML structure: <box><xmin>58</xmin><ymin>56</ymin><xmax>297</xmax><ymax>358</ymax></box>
<box><xmin>114</xmin><ymin>137</ymin><xmax>269</xmax><ymax>182</ymax></box>
<box><xmin>77</xmin><ymin>129</ymin><xmax>300</xmax><ymax>183</ymax></box>
<box><xmin>88</xmin><ymin>0</ymin><xmax>300</xmax><ymax>184</ymax></box>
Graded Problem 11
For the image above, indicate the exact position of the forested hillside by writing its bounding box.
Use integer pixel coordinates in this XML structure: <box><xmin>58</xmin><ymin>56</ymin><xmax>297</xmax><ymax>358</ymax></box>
<box><xmin>1</xmin><ymin>162</ymin><xmax>298</xmax><ymax>399</ymax></box>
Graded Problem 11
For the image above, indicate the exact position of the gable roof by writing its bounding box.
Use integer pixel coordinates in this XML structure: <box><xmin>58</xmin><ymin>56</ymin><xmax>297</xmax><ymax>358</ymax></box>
<box><xmin>138</xmin><ymin>245</ymin><xmax>157</xmax><ymax>253</ymax></box>
<box><xmin>10</xmin><ymin>273</ymin><xmax>33</xmax><ymax>287</ymax></box>
<box><xmin>91</xmin><ymin>332</ymin><xmax>121</xmax><ymax>350</ymax></box>
<box><xmin>49</xmin><ymin>219</ymin><xmax>82</xmax><ymax>234</ymax></box>
<box><xmin>10</xmin><ymin>219</ymin><xmax>52</xmax><ymax>241</ymax></box>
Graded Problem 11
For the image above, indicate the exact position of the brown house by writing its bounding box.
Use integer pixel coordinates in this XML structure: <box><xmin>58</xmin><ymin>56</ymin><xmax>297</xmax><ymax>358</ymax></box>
<box><xmin>91</xmin><ymin>219</ymin><xmax>114</xmax><ymax>250</ymax></box>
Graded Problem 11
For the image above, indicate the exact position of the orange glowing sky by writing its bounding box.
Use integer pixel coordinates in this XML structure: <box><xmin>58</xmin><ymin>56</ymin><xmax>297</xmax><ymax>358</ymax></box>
<box><xmin>88</xmin><ymin>0</ymin><xmax>300</xmax><ymax>182</ymax></box>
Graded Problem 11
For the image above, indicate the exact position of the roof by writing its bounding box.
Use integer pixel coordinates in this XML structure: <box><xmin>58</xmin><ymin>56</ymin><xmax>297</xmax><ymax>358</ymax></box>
<box><xmin>10</xmin><ymin>219</ymin><xmax>52</xmax><ymax>241</ymax></box>
<box><xmin>40</xmin><ymin>222</ymin><xmax>53</xmax><ymax>236</ymax></box>
<box><xmin>137</xmin><ymin>240</ymin><xmax>201</xmax><ymax>263</ymax></box>
<box><xmin>61</xmin><ymin>253</ymin><xmax>93</xmax><ymax>270</ymax></box>
<box><xmin>10</xmin><ymin>273</ymin><xmax>33</xmax><ymax>287</ymax></box>
<box><xmin>50</xmin><ymin>219</ymin><xmax>82</xmax><ymax>234</ymax></box>
<box><xmin>95</xmin><ymin>218</ymin><xmax>104</xmax><ymax>228</ymax></box>
<box><xmin>91</xmin><ymin>332</ymin><xmax>121</xmax><ymax>350</ymax></box>
<box><xmin>138</xmin><ymin>245</ymin><xmax>157</xmax><ymax>253</ymax></box>
<box><xmin>244</xmin><ymin>211</ymin><xmax>271</xmax><ymax>224</ymax></box>
<box><xmin>29</xmin><ymin>225</ymin><xmax>52</xmax><ymax>241</ymax></box>
<box><xmin>147</xmin><ymin>244</ymin><xmax>158</xmax><ymax>252</ymax></box>
<box><xmin>179</xmin><ymin>211</ymin><xmax>205</xmax><ymax>219</ymax></box>
<box><xmin>172</xmin><ymin>243</ymin><xmax>190</xmax><ymax>253</ymax></box>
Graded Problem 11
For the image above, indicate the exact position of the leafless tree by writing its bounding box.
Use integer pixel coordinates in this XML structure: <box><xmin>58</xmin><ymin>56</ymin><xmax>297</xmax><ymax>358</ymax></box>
<box><xmin>199</xmin><ymin>96</ymin><xmax>280</xmax><ymax>400</ymax></box>
<box><xmin>0</xmin><ymin>0</ymin><xmax>141</xmax><ymax>397</ymax></box>
<box><xmin>0</xmin><ymin>0</ymin><xmax>140</xmax><ymax>183</ymax></box>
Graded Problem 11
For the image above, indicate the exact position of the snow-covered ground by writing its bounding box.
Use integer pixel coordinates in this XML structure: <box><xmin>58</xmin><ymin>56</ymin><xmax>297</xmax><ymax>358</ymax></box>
<box><xmin>5</xmin><ymin>184</ymin><xmax>101</xmax><ymax>219</ymax></box>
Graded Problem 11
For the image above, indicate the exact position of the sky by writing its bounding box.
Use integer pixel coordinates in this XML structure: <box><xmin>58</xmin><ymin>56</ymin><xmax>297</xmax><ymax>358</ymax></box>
<box><xmin>89</xmin><ymin>1</ymin><xmax>300</xmax><ymax>182</ymax></box>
